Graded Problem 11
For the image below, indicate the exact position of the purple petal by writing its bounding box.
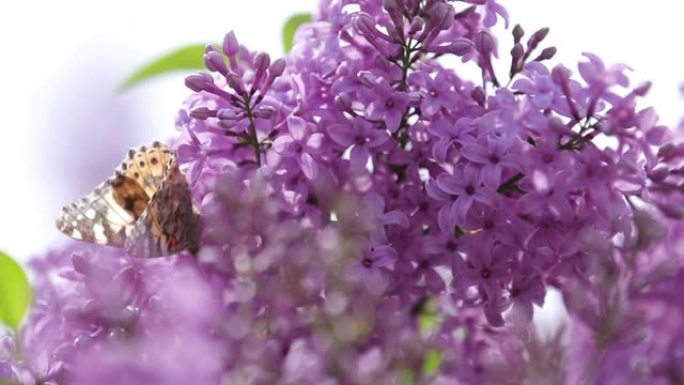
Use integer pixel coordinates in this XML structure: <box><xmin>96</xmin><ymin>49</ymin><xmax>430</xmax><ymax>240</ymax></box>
<box><xmin>176</xmin><ymin>142</ymin><xmax>199</xmax><ymax>163</ymax></box>
<box><xmin>306</xmin><ymin>133</ymin><xmax>324</xmax><ymax>150</ymax></box>
<box><xmin>436</xmin><ymin>174</ymin><xmax>464</xmax><ymax>196</ymax></box>
<box><xmin>350</xmin><ymin>145</ymin><xmax>370</xmax><ymax>171</ymax></box>
<box><xmin>425</xmin><ymin>268</ymin><xmax>445</xmax><ymax>293</ymax></box>
<box><xmin>508</xmin><ymin>301</ymin><xmax>534</xmax><ymax>326</ymax></box>
<box><xmin>327</xmin><ymin>124</ymin><xmax>354</xmax><ymax>146</ymax></box>
<box><xmin>437</xmin><ymin>204</ymin><xmax>454</xmax><ymax>235</ymax></box>
<box><xmin>298</xmin><ymin>153</ymin><xmax>318</xmax><ymax>180</ymax></box>
<box><xmin>484</xmin><ymin>302</ymin><xmax>505</xmax><ymax>327</ymax></box>
<box><xmin>363</xmin><ymin>193</ymin><xmax>385</xmax><ymax>215</ymax></box>
<box><xmin>461</xmin><ymin>143</ymin><xmax>489</xmax><ymax>164</ymax></box>
<box><xmin>426</xmin><ymin>179</ymin><xmax>451</xmax><ymax>201</ymax></box>
<box><xmin>432</xmin><ymin>139</ymin><xmax>452</xmax><ymax>162</ymax></box>
<box><xmin>366</xmin><ymin>129</ymin><xmax>391</xmax><ymax>147</ymax></box>
<box><xmin>272</xmin><ymin>135</ymin><xmax>294</xmax><ymax>153</ymax></box>
<box><xmin>363</xmin><ymin>269</ymin><xmax>389</xmax><ymax>296</ymax></box>
<box><xmin>451</xmin><ymin>196</ymin><xmax>473</xmax><ymax>224</ymax></box>
<box><xmin>372</xmin><ymin>245</ymin><xmax>397</xmax><ymax>267</ymax></box>
<box><xmin>382</xmin><ymin>211</ymin><xmax>409</xmax><ymax>228</ymax></box>
<box><xmin>287</xmin><ymin>116</ymin><xmax>308</xmax><ymax>141</ymax></box>
<box><xmin>533</xmin><ymin>93</ymin><xmax>554</xmax><ymax>110</ymax></box>
<box><xmin>187</xmin><ymin>159</ymin><xmax>205</xmax><ymax>186</ymax></box>
<box><xmin>384</xmin><ymin>113</ymin><xmax>401</xmax><ymax>133</ymax></box>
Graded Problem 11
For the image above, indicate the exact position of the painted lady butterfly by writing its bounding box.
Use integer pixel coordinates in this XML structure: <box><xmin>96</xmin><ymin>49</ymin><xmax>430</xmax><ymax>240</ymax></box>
<box><xmin>56</xmin><ymin>142</ymin><xmax>200</xmax><ymax>257</ymax></box>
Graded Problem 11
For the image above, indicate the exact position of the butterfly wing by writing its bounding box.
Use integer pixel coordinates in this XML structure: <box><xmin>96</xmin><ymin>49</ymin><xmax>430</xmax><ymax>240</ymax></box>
<box><xmin>56</xmin><ymin>178</ymin><xmax>135</xmax><ymax>246</ymax></box>
<box><xmin>124</xmin><ymin>156</ymin><xmax>200</xmax><ymax>257</ymax></box>
<box><xmin>56</xmin><ymin>142</ymin><xmax>179</xmax><ymax>252</ymax></box>
<box><xmin>119</xmin><ymin>141</ymin><xmax>173</xmax><ymax>197</ymax></box>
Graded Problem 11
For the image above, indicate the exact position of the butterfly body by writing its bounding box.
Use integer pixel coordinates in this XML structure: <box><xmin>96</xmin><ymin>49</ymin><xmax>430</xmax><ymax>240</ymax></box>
<box><xmin>56</xmin><ymin>142</ymin><xmax>200</xmax><ymax>257</ymax></box>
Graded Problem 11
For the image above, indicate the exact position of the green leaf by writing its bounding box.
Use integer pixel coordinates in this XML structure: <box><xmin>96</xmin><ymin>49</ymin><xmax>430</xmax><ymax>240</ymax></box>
<box><xmin>119</xmin><ymin>44</ymin><xmax>208</xmax><ymax>91</ymax></box>
<box><xmin>282</xmin><ymin>13</ymin><xmax>312</xmax><ymax>53</ymax></box>
<box><xmin>417</xmin><ymin>297</ymin><xmax>442</xmax><ymax>336</ymax></box>
<box><xmin>0</xmin><ymin>252</ymin><xmax>31</xmax><ymax>330</ymax></box>
<box><xmin>418</xmin><ymin>312</ymin><xmax>440</xmax><ymax>335</ymax></box>
<box><xmin>422</xmin><ymin>349</ymin><xmax>443</xmax><ymax>376</ymax></box>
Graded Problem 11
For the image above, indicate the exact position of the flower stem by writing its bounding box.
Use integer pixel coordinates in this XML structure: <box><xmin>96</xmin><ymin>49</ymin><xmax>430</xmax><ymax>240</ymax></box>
<box><xmin>244</xmin><ymin>97</ymin><xmax>262</xmax><ymax>167</ymax></box>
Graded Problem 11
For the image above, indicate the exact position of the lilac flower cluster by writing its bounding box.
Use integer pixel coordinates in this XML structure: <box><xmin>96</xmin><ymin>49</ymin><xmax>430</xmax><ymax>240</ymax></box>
<box><xmin>3</xmin><ymin>0</ymin><xmax>684</xmax><ymax>384</ymax></box>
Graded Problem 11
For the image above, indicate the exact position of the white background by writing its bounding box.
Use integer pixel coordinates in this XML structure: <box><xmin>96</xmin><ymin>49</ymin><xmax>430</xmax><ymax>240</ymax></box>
<box><xmin>1</xmin><ymin>0</ymin><xmax>682</xmax><ymax>263</ymax></box>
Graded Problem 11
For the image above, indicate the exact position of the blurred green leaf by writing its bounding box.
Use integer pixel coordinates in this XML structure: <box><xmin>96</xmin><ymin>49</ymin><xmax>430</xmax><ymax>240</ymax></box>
<box><xmin>0</xmin><ymin>251</ymin><xmax>31</xmax><ymax>330</ymax></box>
<box><xmin>422</xmin><ymin>349</ymin><xmax>442</xmax><ymax>376</ymax></box>
<box><xmin>282</xmin><ymin>13</ymin><xmax>312</xmax><ymax>53</ymax></box>
<box><xmin>417</xmin><ymin>297</ymin><xmax>442</xmax><ymax>336</ymax></box>
<box><xmin>119</xmin><ymin>44</ymin><xmax>208</xmax><ymax>91</ymax></box>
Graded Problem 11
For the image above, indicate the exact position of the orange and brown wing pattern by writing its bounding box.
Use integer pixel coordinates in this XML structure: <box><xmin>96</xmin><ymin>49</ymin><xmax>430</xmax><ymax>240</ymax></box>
<box><xmin>124</xmin><ymin>156</ymin><xmax>200</xmax><ymax>257</ymax></box>
<box><xmin>56</xmin><ymin>141</ymin><xmax>199</xmax><ymax>257</ymax></box>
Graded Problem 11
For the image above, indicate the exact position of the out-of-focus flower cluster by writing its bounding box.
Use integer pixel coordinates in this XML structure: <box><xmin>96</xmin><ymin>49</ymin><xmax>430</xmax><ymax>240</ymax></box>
<box><xmin>3</xmin><ymin>0</ymin><xmax>684</xmax><ymax>384</ymax></box>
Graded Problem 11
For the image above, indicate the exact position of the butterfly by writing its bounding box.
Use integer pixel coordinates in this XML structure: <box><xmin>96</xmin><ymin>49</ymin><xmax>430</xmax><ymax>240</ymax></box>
<box><xmin>56</xmin><ymin>141</ymin><xmax>200</xmax><ymax>257</ymax></box>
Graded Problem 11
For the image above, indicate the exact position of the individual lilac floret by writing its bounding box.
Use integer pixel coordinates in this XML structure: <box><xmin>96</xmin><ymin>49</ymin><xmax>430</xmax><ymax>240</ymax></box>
<box><xmin>346</xmin><ymin>244</ymin><xmax>398</xmax><ymax>296</ymax></box>
<box><xmin>270</xmin><ymin>116</ymin><xmax>324</xmax><ymax>179</ymax></box>
<box><xmin>328</xmin><ymin>117</ymin><xmax>391</xmax><ymax>171</ymax></box>
<box><xmin>435</xmin><ymin>165</ymin><xmax>496</xmax><ymax>225</ymax></box>
<box><xmin>365</xmin><ymin>78</ymin><xmax>410</xmax><ymax>132</ymax></box>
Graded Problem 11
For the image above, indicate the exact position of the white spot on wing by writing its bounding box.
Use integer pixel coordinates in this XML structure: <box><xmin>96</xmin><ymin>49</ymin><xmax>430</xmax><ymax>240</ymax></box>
<box><xmin>85</xmin><ymin>209</ymin><xmax>97</xmax><ymax>219</ymax></box>
<box><xmin>93</xmin><ymin>223</ymin><xmax>107</xmax><ymax>242</ymax></box>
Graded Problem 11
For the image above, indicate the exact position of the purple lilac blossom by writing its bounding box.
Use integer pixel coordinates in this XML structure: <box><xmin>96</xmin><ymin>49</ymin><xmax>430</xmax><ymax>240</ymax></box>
<box><xmin>4</xmin><ymin>0</ymin><xmax>684</xmax><ymax>384</ymax></box>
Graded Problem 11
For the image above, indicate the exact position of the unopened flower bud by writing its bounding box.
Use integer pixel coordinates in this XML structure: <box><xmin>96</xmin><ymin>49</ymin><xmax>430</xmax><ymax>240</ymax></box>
<box><xmin>471</xmin><ymin>87</ymin><xmax>486</xmax><ymax>106</ymax></box>
<box><xmin>426</xmin><ymin>2</ymin><xmax>454</xmax><ymax>33</ymax></box>
<box><xmin>383</xmin><ymin>0</ymin><xmax>405</xmax><ymax>34</ymax></box>
<box><xmin>222</xmin><ymin>31</ymin><xmax>239</xmax><ymax>57</ymax></box>
<box><xmin>429</xmin><ymin>39</ymin><xmax>473</xmax><ymax>56</ymax></box>
<box><xmin>217</xmin><ymin>108</ymin><xmax>239</xmax><ymax>120</ymax></box>
<box><xmin>185</xmin><ymin>73</ymin><xmax>215</xmax><ymax>93</ymax></box>
<box><xmin>253</xmin><ymin>52</ymin><xmax>271</xmax><ymax>89</ymax></box>
<box><xmin>189</xmin><ymin>107</ymin><xmax>216</xmax><ymax>120</ymax></box>
<box><xmin>633</xmin><ymin>81</ymin><xmax>652</xmax><ymax>96</ymax></box>
<box><xmin>438</xmin><ymin>4</ymin><xmax>455</xmax><ymax>31</ymax></box>
<box><xmin>354</xmin><ymin>13</ymin><xmax>377</xmax><ymax>38</ymax></box>
<box><xmin>269</xmin><ymin>58</ymin><xmax>287</xmax><ymax>78</ymax></box>
<box><xmin>474</xmin><ymin>30</ymin><xmax>495</xmax><ymax>55</ymax></box>
<box><xmin>510</xmin><ymin>43</ymin><xmax>525</xmax><ymax>74</ymax></box>
<box><xmin>203</xmin><ymin>51</ymin><xmax>228</xmax><ymax>76</ymax></box>
<box><xmin>359</xmin><ymin>71</ymin><xmax>378</xmax><ymax>87</ymax></box>
<box><xmin>408</xmin><ymin>17</ymin><xmax>424</xmax><ymax>36</ymax></box>
<box><xmin>217</xmin><ymin>119</ymin><xmax>238</xmax><ymax>129</ymax></box>
<box><xmin>533</xmin><ymin>47</ymin><xmax>557</xmax><ymax>62</ymax></box>
<box><xmin>527</xmin><ymin>27</ymin><xmax>549</xmax><ymax>51</ymax></box>
<box><xmin>407</xmin><ymin>91</ymin><xmax>422</xmax><ymax>106</ymax></box>
<box><xmin>512</xmin><ymin>24</ymin><xmax>524</xmax><ymax>44</ymax></box>
<box><xmin>253</xmin><ymin>105</ymin><xmax>276</xmax><ymax>120</ymax></box>
<box><xmin>254</xmin><ymin>52</ymin><xmax>271</xmax><ymax>72</ymax></box>
<box><xmin>225</xmin><ymin>73</ymin><xmax>246</xmax><ymax>96</ymax></box>
<box><xmin>217</xmin><ymin>109</ymin><xmax>244</xmax><ymax>128</ymax></box>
